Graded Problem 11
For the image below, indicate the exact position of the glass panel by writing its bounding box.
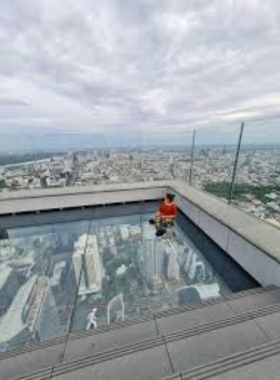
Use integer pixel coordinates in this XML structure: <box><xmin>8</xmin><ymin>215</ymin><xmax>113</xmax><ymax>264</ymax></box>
<box><xmin>0</xmin><ymin>127</ymin><xmax>143</xmax><ymax>192</ymax></box>
<box><xmin>139</xmin><ymin>219</ymin><xmax>230</xmax><ymax>312</ymax></box>
<box><xmin>70</xmin><ymin>208</ymin><xmax>230</xmax><ymax>333</ymax></box>
<box><xmin>233</xmin><ymin>118</ymin><xmax>280</xmax><ymax>227</ymax></box>
<box><xmin>71</xmin><ymin>213</ymin><xmax>148</xmax><ymax>331</ymax></box>
<box><xmin>139</xmin><ymin>127</ymin><xmax>194</xmax><ymax>184</ymax></box>
<box><xmin>193</xmin><ymin>124</ymin><xmax>241</xmax><ymax>202</ymax></box>
<box><xmin>0</xmin><ymin>220</ymin><xmax>90</xmax><ymax>352</ymax></box>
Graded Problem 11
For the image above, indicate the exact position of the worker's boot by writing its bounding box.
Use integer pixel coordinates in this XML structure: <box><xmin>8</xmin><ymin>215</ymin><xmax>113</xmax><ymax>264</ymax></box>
<box><xmin>155</xmin><ymin>228</ymin><xmax>166</xmax><ymax>237</ymax></box>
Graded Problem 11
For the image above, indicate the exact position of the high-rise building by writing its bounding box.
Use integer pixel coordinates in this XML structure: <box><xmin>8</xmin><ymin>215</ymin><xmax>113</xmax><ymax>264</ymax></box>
<box><xmin>0</xmin><ymin>266</ymin><xmax>21</xmax><ymax>317</ymax></box>
<box><xmin>50</xmin><ymin>261</ymin><xmax>67</xmax><ymax>294</ymax></box>
<box><xmin>107</xmin><ymin>293</ymin><xmax>125</xmax><ymax>324</ymax></box>
<box><xmin>120</xmin><ymin>225</ymin><xmax>130</xmax><ymax>240</ymax></box>
<box><xmin>73</xmin><ymin>235</ymin><xmax>87</xmax><ymax>284</ymax></box>
<box><xmin>0</xmin><ymin>276</ymin><xmax>38</xmax><ymax>351</ymax></box>
<box><xmin>72</xmin><ymin>234</ymin><xmax>102</xmax><ymax>296</ymax></box>
<box><xmin>164</xmin><ymin>242</ymin><xmax>180</xmax><ymax>281</ymax></box>
<box><xmin>0</xmin><ymin>228</ymin><xmax>9</xmax><ymax>240</ymax></box>
<box><xmin>35</xmin><ymin>283</ymin><xmax>62</xmax><ymax>341</ymax></box>
<box><xmin>142</xmin><ymin>224</ymin><xmax>164</xmax><ymax>289</ymax></box>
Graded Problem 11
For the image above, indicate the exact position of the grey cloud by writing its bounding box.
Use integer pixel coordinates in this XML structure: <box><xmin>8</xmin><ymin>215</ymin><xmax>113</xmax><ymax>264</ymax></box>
<box><xmin>0</xmin><ymin>99</ymin><xmax>30</xmax><ymax>106</ymax></box>
<box><xmin>0</xmin><ymin>0</ymin><xmax>280</xmax><ymax>139</ymax></box>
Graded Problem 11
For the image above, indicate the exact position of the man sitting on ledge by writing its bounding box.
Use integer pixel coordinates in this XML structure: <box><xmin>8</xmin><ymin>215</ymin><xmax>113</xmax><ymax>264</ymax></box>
<box><xmin>149</xmin><ymin>193</ymin><xmax>177</xmax><ymax>237</ymax></box>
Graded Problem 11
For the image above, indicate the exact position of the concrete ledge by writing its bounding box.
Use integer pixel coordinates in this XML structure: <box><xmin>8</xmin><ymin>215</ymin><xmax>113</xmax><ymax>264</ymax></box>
<box><xmin>227</xmin><ymin>232</ymin><xmax>280</xmax><ymax>287</ymax></box>
<box><xmin>0</xmin><ymin>181</ymin><xmax>168</xmax><ymax>201</ymax></box>
<box><xmin>0</xmin><ymin>182</ymin><xmax>167</xmax><ymax>215</ymax></box>
<box><xmin>168</xmin><ymin>181</ymin><xmax>280</xmax><ymax>286</ymax></box>
<box><xmin>198</xmin><ymin>210</ymin><xmax>230</xmax><ymax>252</ymax></box>
<box><xmin>170</xmin><ymin>181</ymin><xmax>280</xmax><ymax>263</ymax></box>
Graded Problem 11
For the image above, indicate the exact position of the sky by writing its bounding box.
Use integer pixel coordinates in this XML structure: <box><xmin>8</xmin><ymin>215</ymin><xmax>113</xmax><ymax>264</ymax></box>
<box><xmin>0</xmin><ymin>0</ymin><xmax>280</xmax><ymax>146</ymax></box>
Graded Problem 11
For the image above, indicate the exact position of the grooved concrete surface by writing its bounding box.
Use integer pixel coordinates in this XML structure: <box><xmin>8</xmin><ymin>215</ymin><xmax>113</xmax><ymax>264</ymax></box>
<box><xmin>167</xmin><ymin>320</ymin><xmax>269</xmax><ymax>373</ymax></box>
<box><xmin>52</xmin><ymin>345</ymin><xmax>173</xmax><ymax>380</ymax></box>
<box><xmin>156</xmin><ymin>303</ymin><xmax>234</xmax><ymax>335</ymax></box>
<box><xmin>206</xmin><ymin>352</ymin><xmax>280</xmax><ymax>380</ymax></box>
<box><xmin>64</xmin><ymin>320</ymin><xmax>158</xmax><ymax>362</ymax></box>
<box><xmin>0</xmin><ymin>342</ymin><xmax>65</xmax><ymax>380</ymax></box>
<box><xmin>2</xmin><ymin>290</ymin><xmax>280</xmax><ymax>379</ymax></box>
<box><xmin>254</xmin><ymin>311</ymin><xmax>280</xmax><ymax>341</ymax></box>
<box><xmin>227</xmin><ymin>288</ymin><xmax>280</xmax><ymax>313</ymax></box>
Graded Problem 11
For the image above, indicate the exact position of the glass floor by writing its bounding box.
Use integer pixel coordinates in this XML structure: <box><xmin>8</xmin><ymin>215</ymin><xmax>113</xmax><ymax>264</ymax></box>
<box><xmin>0</xmin><ymin>212</ymin><xmax>232</xmax><ymax>352</ymax></box>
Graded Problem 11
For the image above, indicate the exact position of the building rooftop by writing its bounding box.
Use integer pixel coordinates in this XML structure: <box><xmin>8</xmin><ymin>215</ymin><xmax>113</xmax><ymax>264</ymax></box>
<box><xmin>0</xmin><ymin>266</ymin><xmax>13</xmax><ymax>291</ymax></box>
<box><xmin>0</xmin><ymin>275</ymin><xmax>37</xmax><ymax>344</ymax></box>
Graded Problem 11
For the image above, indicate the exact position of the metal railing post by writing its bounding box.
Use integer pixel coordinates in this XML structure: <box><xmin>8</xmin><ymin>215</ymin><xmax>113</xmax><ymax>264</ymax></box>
<box><xmin>189</xmin><ymin>129</ymin><xmax>196</xmax><ymax>186</ymax></box>
<box><xmin>228</xmin><ymin>122</ymin><xmax>245</xmax><ymax>205</ymax></box>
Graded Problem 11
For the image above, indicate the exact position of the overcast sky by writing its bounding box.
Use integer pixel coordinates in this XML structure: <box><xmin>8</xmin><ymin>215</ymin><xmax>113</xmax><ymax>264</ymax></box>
<box><xmin>0</xmin><ymin>0</ymin><xmax>280</xmax><ymax>139</ymax></box>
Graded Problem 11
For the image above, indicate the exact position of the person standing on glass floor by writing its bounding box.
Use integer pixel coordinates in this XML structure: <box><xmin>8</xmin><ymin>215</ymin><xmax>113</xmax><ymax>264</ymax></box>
<box><xmin>149</xmin><ymin>193</ymin><xmax>177</xmax><ymax>237</ymax></box>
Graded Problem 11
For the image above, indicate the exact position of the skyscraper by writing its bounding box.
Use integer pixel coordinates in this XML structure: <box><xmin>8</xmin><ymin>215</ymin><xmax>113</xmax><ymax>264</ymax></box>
<box><xmin>142</xmin><ymin>224</ymin><xmax>164</xmax><ymax>289</ymax></box>
<box><xmin>0</xmin><ymin>276</ymin><xmax>37</xmax><ymax>351</ymax></box>
<box><xmin>73</xmin><ymin>234</ymin><xmax>102</xmax><ymax>296</ymax></box>
<box><xmin>165</xmin><ymin>242</ymin><xmax>180</xmax><ymax>281</ymax></box>
<box><xmin>35</xmin><ymin>282</ymin><xmax>62</xmax><ymax>341</ymax></box>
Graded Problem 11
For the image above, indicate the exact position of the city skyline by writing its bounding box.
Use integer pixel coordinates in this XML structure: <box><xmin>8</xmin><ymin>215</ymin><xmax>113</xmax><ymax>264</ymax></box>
<box><xmin>0</xmin><ymin>1</ymin><xmax>280</xmax><ymax>139</ymax></box>
<box><xmin>1</xmin><ymin>146</ymin><xmax>279</xmax><ymax>226</ymax></box>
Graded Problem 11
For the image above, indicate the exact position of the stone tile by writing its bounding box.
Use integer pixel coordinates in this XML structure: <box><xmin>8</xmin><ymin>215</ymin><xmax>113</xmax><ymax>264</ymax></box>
<box><xmin>167</xmin><ymin>320</ymin><xmax>268</xmax><ymax>373</ymax></box>
<box><xmin>0</xmin><ymin>343</ymin><xmax>64</xmax><ymax>380</ymax></box>
<box><xmin>53</xmin><ymin>345</ymin><xmax>172</xmax><ymax>380</ymax></box>
<box><xmin>255</xmin><ymin>311</ymin><xmax>280</xmax><ymax>341</ymax></box>
<box><xmin>156</xmin><ymin>303</ymin><xmax>234</xmax><ymax>335</ymax></box>
<box><xmin>64</xmin><ymin>320</ymin><xmax>158</xmax><ymax>362</ymax></box>
<box><xmin>228</xmin><ymin>289</ymin><xmax>280</xmax><ymax>313</ymax></box>
<box><xmin>207</xmin><ymin>352</ymin><xmax>280</xmax><ymax>380</ymax></box>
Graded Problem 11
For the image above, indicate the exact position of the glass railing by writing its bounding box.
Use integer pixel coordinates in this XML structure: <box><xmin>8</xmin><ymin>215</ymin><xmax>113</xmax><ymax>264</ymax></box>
<box><xmin>189</xmin><ymin>125</ymin><xmax>239</xmax><ymax>200</ymax></box>
<box><xmin>1</xmin><ymin>120</ymin><xmax>280</xmax><ymax>230</ymax></box>
<box><xmin>232</xmin><ymin>119</ymin><xmax>280</xmax><ymax>227</ymax></box>
<box><xmin>0</xmin><ymin>221</ymin><xmax>89</xmax><ymax>351</ymax></box>
<box><xmin>1</xmin><ymin>119</ymin><xmax>280</xmax><ymax>229</ymax></box>
<box><xmin>139</xmin><ymin>129</ymin><xmax>194</xmax><ymax>183</ymax></box>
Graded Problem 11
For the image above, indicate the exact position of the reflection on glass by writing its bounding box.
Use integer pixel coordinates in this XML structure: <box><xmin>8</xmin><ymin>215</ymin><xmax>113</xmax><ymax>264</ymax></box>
<box><xmin>0</xmin><ymin>221</ymin><xmax>90</xmax><ymax>352</ymax></box>
<box><xmin>192</xmin><ymin>123</ymin><xmax>280</xmax><ymax>227</ymax></box>
<box><xmin>71</xmin><ymin>214</ymin><xmax>230</xmax><ymax>331</ymax></box>
<box><xmin>233</xmin><ymin>145</ymin><xmax>280</xmax><ymax>226</ymax></box>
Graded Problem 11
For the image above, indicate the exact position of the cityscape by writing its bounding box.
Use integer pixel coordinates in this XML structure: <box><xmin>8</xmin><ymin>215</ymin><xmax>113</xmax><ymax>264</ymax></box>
<box><xmin>0</xmin><ymin>145</ymin><xmax>280</xmax><ymax>225</ymax></box>
<box><xmin>0</xmin><ymin>213</ymin><xmax>228</xmax><ymax>352</ymax></box>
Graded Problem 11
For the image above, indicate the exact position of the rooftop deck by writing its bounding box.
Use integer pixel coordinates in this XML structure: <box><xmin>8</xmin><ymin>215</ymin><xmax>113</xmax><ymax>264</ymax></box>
<box><xmin>1</xmin><ymin>181</ymin><xmax>280</xmax><ymax>379</ymax></box>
